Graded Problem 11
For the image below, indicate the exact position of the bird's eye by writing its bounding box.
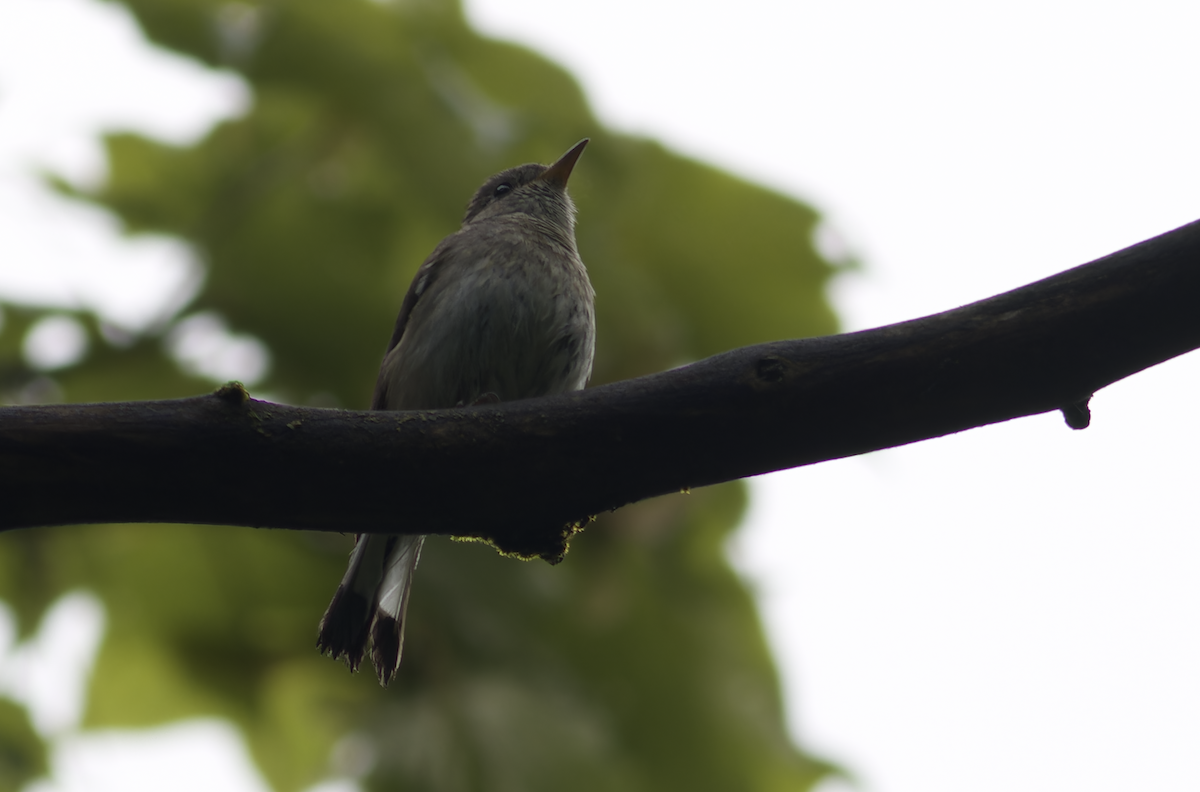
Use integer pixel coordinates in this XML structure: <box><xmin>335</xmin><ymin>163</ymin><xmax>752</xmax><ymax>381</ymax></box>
<box><xmin>493</xmin><ymin>183</ymin><xmax>513</xmax><ymax>197</ymax></box>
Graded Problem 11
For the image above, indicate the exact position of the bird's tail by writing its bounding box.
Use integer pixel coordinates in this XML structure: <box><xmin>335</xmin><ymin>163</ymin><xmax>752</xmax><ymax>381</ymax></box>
<box><xmin>370</xmin><ymin>533</ymin><xmax>424</xmax><ymax>686</ymax></box>
<box><xmin>317</xmin><ymin>533</ymin><xmax>425</xmax><ymax>686</ymax></box>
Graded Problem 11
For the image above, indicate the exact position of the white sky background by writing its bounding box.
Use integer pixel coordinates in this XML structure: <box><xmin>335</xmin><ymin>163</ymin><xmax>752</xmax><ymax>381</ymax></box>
<box><xmin>2</xmin><ymin>0</ymin><xmax>1200</xmax><ymax>790</ymax></box>
<box><xmin>462</xmin><ymin>3</ymin><xmax>1200</xmax><ymax>791</ymax></box>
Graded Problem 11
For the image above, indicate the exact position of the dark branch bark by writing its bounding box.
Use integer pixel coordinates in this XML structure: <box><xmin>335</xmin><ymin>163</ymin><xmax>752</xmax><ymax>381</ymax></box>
<box><xmin>3</xmin><ymin>219</ymin><xmax>1199</xmax><ymax>559</ymax></box>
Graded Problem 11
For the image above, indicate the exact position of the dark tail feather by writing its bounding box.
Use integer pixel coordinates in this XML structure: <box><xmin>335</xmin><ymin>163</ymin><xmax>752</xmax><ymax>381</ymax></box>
<box><xmin>371</xmin><ymin>614</ymin><xmax>403</xmax><ymax>687</ymax></box>
<box><xmin>318</xmin><ymin>534</ymin><xmax>387</xmax><ymax>671</ymax></box>
<box><xmin>317</xmin><ymin>583</ymin><xmax>372</xmax><ymax>672</ymax></box>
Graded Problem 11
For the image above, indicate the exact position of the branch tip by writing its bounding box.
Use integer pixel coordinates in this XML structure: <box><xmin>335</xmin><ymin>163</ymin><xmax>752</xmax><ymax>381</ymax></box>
<box><xmin>1061</xmin><ymin>397</ymin><xmax>1092</xmax><ymax>430</ymax></box>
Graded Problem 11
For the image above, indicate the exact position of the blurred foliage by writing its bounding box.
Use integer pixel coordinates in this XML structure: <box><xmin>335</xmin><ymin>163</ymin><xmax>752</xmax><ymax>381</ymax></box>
<box><xmin>0</xmin><ymin>0</ymin><xmax>843</xmax><ymax>789</ymax></box>
<box><xmin>0</xmin><ymin>697</ymin><xmax>46</xmax><ymax>792</ymax></box>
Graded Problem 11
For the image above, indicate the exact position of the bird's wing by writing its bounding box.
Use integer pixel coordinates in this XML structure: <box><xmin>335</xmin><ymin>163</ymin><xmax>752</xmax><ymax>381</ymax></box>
<box><xmin>372</xmin><ymin>236</ymin><xmax>456</xmax><ymax>410</ymax></box>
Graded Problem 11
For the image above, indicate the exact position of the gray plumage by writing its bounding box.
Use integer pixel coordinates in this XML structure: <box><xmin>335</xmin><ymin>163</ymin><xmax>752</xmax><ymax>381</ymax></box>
<box><xmin>317</xmin><ymin>140</ymin><xmax>595</xmax><ymax>686</ymax></box>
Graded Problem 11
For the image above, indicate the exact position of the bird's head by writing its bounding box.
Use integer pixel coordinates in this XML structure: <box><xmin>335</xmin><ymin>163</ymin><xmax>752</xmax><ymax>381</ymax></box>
<box><xmin>462</xmin><ymin>139</ymin><xmax>589</xmax><ymax>230</ymax></box>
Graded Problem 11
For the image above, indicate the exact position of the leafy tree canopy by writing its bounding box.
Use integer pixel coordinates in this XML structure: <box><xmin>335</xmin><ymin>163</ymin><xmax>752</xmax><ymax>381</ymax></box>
<box><xmin>0</xmin><ymin>0</ymin><xmax>841</xmax><ymax>789</ymax></box>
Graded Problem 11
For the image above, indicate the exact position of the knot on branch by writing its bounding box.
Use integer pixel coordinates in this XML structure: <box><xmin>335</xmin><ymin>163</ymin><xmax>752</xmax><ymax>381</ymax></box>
<box><xmin>754</xmin><ymin>355</ymin><xmax>789</xmax><ymax>385</ymax></box>
<box><xmin>214</xmin><ymin>381</ymin><xmax>251</xmax><ymax>406</ymax></box>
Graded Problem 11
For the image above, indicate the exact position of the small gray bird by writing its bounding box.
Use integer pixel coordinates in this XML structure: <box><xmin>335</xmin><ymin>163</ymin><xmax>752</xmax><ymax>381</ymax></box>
<box><xmin>317</xmin><ymin>140</ymin><xmax>596</xmax><ymax>686</ymax></box>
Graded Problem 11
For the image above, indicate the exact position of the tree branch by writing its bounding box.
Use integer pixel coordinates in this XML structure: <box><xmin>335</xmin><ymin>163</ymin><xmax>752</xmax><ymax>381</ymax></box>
<box><xmin>3</xmin><ymin>219</ymin><xmax>1199</xmax><ymax>558</ymax></box>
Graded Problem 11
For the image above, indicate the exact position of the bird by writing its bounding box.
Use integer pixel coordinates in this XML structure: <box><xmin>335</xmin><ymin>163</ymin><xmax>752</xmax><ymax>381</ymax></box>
<box><xmin>317</xmin><ymin>139</ymin><xmax>596</xmax><ymax>686</ymax></box>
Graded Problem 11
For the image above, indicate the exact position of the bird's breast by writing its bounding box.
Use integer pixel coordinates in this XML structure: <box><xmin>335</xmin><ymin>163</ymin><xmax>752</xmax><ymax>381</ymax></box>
<box><xmin>378</xmin><ymin>230</ymin><xmax>595</xmax><ymax>411</ymax></box>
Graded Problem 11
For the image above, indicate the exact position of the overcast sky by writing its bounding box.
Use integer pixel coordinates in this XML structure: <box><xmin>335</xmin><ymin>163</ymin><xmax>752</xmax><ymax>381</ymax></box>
<box><xmin>4</xmin><ymin>1</ymin><xmax>1200</xmax><ymax>791</ymax></box>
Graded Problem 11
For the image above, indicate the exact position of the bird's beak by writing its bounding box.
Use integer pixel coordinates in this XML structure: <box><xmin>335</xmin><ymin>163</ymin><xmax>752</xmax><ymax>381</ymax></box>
<box><xmin>539</xmin><ymin>139</ymin><xmax>589</xmax><ymax>188</ymax></box>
